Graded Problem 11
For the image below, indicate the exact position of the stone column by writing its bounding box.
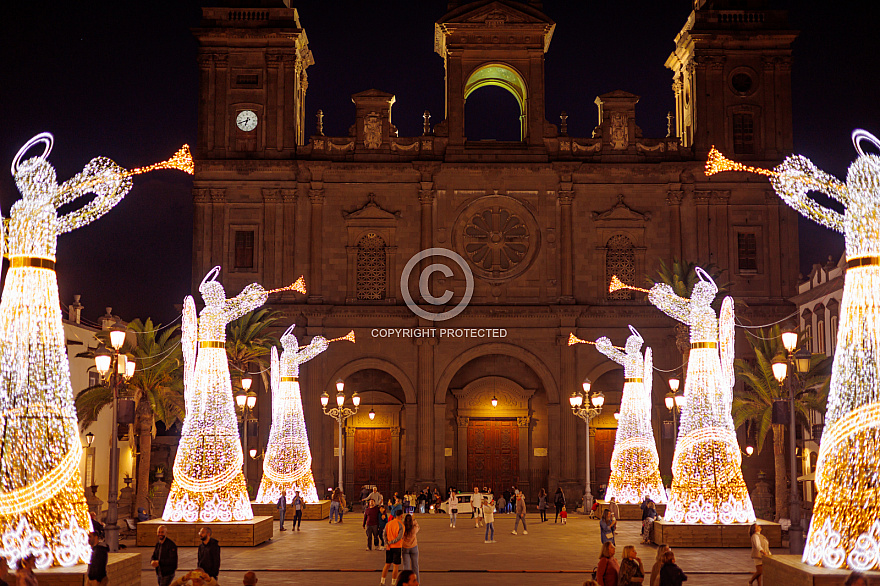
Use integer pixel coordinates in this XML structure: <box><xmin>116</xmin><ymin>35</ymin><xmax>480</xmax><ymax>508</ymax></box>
<box><xmin>558</xmin><ymin>190</ymin><xmax>575</xmax><ymax>303</ymax></box>
<box><xmin>210</xmin><ymin>189</ymin><xmax>226</xmax><ymax>268</ymax></box>
<box><xmin>405</xmin><ymin>406</ymin><xmax>418</xmax><ymax>491</ymax></box>
<box><xmin>710</xmin><ymin>191</ymin><xmax>730</xmax><ymax>270</ymax></box>
<box><xmin>666</xmin><ymin>190</ymin><xmax>683</xmax><ymax>261</ymax></box>
<box><xmin>266</xmin><ymin>53</ymin><xmax>281</xmax><ymax>150</ymax></box>
<box><xmin>308</xmin><ymin>188</ymin><xmax>324</xmax><ymax>303</ymax></box>
<box><xmin>456</xmin><ymin>417</ymin><xmax>469</xmax><ymax>492</ymax></box>
<box><xmin>280</xmin><ymin>188</ymin><xmax>298</xmax><ymax>298</ymax></box>
<box><xmin>558</xmin><ymin>336</ymin><xmax>577</xmax><ymax>484</ymax></box>
<box><xmin>262</xmin><ymin>189</ymin><xmax>280</xmax><ymax>287</ymax></box>
<box><xmin>391</xmin><ymin>426</ymin><xmax>402</xmax><ymax>494</ymax></box>
<box><xmin>344</xmin><ymin>424</ymin><xmax>355</xmax><ymax>501</ymax></box>
<box><xmin>547</xmin><ymin>405</ymin><xmax>560</xmax><ymax>496</ymax></box>
<box><xmin>213</xmin><ymin>53</ymin><xmax>228</xmax><ymax>152</ymax></box>
<box><xmin>694</xmin><ymin>191</ymin><xmax>711</xmax><ymax>266</ymax></box>
<box><xmin>517</xmin><ymin>417</ymin><xmax>531</xmax><ymax>499</ymax></box>
<box><xmin>416</xmin><ymin>337</ymin><xmax>435</xmax><ymax>483</ymax></box>
<box><xmin>434</xmin><ymin>404</ymin><xmax>447</xmax><ymax>490</ymax></box>
<box><xmin>197</xmin><ymin>53</ymin><xmax>213</xmax><ymax>152</ymax></box>
<box><xmin>192</xmin><ymin>188</ymin><xmax>211</xmax><ymax>288</ymax></box>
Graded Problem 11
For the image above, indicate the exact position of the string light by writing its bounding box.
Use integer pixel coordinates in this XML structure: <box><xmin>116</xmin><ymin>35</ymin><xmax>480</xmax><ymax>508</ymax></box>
<box><xmin>164</xmin><ymin>267</ymin><xmax>289</xmax><ymax>523</ymax></box>
<box><xmin>593</xmin><ymin>326</ymin><xmax>667</xmax><ymax>504</ymax></box>
<box><xmin>0</xmin><ymin>132</ymin><xmax>163</xmax><ymax>567</ymax></box>
<box><xmin>712</xmin><ymin>130</ymin><xmax>880</xmax><ymax>569</ymax></box>
<box><xmin>636</xmin><ymin>269</ymin><xmax>755</xmax><ymax>524</ymax></box>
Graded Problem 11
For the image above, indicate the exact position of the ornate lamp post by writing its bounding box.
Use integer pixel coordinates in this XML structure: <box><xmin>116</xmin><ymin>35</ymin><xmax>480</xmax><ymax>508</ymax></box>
<box><xmin>570</xmin><ymin>377</ymin><xmax>604</xmax><ymax>511</ymax></box>
<box><xmin>235</xmin><ymin>377</ymin><xmax>256</xmax><ymax>488</ymax></box>
<box><xmin>93</xmin><ymin>324</ymin><xmax>135</xmax><ymax>552</ymax></box>
<box><xmin>321</xmin><ymin>379</ymin><xmax>360</xmax><ymax>491</ymax></box>
<box><xmin>664</xmin><ymin>377</ymin><xmax>685</xmax><ymax>444</ymax></box>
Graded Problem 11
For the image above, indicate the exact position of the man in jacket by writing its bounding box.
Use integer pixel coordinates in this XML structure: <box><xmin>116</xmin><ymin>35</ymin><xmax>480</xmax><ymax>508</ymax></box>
<box><xmin>150</xmin><ymin>525</ymin><xmax>178</xmax><ymax>586</ymax></box>
<box><xmin>292</xmin><ymin>490</ymin><xmax>305</xmax><ymax>531</ymax></box>
<box><xmin>277</xmin><ymin>488</ymin><xmax>288</xmax><ymax>531</ymax></box>
<box><xmin>87</xmin><ymin>532</ymin><xmax>109</xmax><ymax>586</ymax></box>
<box><xmin>197</xmin><ymin>527</ymin><xmax>221</xmax><ymax>580</ymax></box>
<box><xmin>363</xmin><ymin>498</ymin><xmax>380</xmax><ymax>550</ymax></box>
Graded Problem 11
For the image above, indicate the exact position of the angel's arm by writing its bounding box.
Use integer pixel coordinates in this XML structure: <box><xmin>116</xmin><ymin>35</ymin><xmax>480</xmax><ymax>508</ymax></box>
<box><xmin>296</xmin><ymin>336</ymin><xmax>329</xmax><ymax>365</ymax></box>
<box><xmin>718</xmin><ymin>296</ymin><xmax>736</xmax><ymax>392</ymax></box>
<box><xmin>595</xmin><ymin>337</ymin><xmax>627</xmax><ymax>366</ymax></box>
<box><xmin>56</xmin><ymin>157</ymin><xmax>133</xmax><ymax>233</ymax></box>
<box><xmin>647</xmin><ymin>283</ymin><xmax>691</xmax><ymax>325</ymax></box>
<box><xmin>770</xmin><ymin>155</ymin><xmax>845</xmax><ymax>233</ymax></box>
<box><xmin>223</xmin><ymin>283</ymin><xmax>269</xmax><ymax>322</ymax></box>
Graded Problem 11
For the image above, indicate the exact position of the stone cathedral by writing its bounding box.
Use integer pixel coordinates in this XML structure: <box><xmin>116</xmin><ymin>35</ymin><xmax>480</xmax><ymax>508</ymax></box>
<box><xmin>191</xmin><ymin>0</ymin><xmax>798</xmax><ymax>502</ymax></box>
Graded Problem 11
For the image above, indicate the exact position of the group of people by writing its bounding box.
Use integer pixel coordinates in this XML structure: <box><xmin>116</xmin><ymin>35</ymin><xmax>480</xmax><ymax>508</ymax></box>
<box><xmin>362</xmin><ymin>501</ymin><xmax>421</xmax><ymax>586</ymax></box>
<box><xmin>594</xmin><ymin>543</ymin><xmax>686</xmax><ymax>586</ymax></box>
<box><xmin>150</xmin><ymin>525</ymin><xmax>221</xmax><ymax>586</ymax></box>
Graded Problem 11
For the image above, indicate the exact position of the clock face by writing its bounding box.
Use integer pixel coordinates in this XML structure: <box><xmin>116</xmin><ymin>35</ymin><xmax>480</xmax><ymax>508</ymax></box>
<box><xmin>236</xmin><ymin>110</ymin><xmax>258</xmax><ymax>132</ymax></box>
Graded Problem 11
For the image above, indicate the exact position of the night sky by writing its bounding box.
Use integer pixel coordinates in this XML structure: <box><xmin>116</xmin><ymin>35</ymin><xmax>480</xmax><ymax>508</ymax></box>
<box><xmin>1</xmin><ymin>0</ymin><xmax>875</xmax><ymax>325</ymax></box>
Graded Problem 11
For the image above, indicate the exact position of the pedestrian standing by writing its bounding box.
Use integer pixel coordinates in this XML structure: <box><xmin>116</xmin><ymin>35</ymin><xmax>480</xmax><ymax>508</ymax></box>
<box><xmin>658</xmin><ymin>551</ymin><xmax>687</xmax><ymax>586</ymax></box>
<box><xmin>417</xmin><ymin>489</ymin><xmax>427</xmax><ymax>514</ymax></box>
<box><xmin>338</xmin><ymin>490</ymin><xmax>347</xmax><ymax>522</ymax></box>
<box><xmin>380</xmin><ymin>509</ymin><xmax>406</xmax><ymax>586</ymax></box>
<box><xmin>377</xmin><ymin>505</ymin><xmax>389</xmax><ymax>550</ymax></box>
<box><xmin>472</xmin><ymin>486</ymin><xmax>483</xmax><ymax>526</ymax></box>
<box><xmin>330</xmin><ymin>488</ymin><xmax>341</xmax><ymax>523</ymax></box>
<box><xmin>197</xmin><ymin>527</ymin><xmax>221</xmax><ymax>580</ymax></box>
<box><xmin>87</xmin><ymin>532</ymin><xmax>109</xmax><ymax>586</ymax></box>
<box><xmin>447</xmin><ymin>490</ymin><xmax>459</xmax><ymax>528</ymax></box>
<box><xmin>537</xmin><ymin>488</ymin><xmax>548</xmax><ymax>522</ymax></box>
<box><xmin>497</xmin><ymin>495</ymin><xmax>506</xmax><ymax>514</ymax></box>
<box><xmin>600</xmin><ymin>509</ymin><xmax>617</xmax><ymax>545</ymax></box>
<box><xmin>502</xmin><ymin>488</ymin><xmax>512</xmax><ymax>513</ymax></box>
<box><xmin>150</xmin><ymin>526</ymin><xmax>178</xmax><ymax>586</ymax></box>
<box><xmin>650</xmin><ymin>544</ymin><xmax>670</xmax><ymax>586</ymax></box>
<box><xmin>292</xmin><ymin>490</ymin><xmax>305</xmax><ymax>530</ymax></box>
<box><xmin>554</xmin><ymin>487</ymin><xmax>565</xmax><ymax>523</ymax></box>
<box><xmin>15</xmin><ymin>556</ymin><xmax>37</xmax><ymax>586</ymax></box>
<box><xmin>596</xmin><ymin>542</ymin><xmax>619</xmax><ymax>586</ymax></box>
<box><xmin>401</xmin><ymin>514</ymin><xmax>420</xmax><ymax>583</ymax></box>
<box><xmin>482</xmin><ymin>496</ymin><xmax>496</xmax><ymax>543</ymax></box>
<box><xmin>277</xmin><ymin>489</ymin><xmax>288</xmax><ymax>531</ymax></box>
<box><xmin>511</xmin><ymin>489</ymin><xmax>528</xmax><ymax>535</ymax></box>
<box><xmin>641</xmin><ymin>501</ymin><xmax>657</xmax><ymax>544</ymax></box>
<box><xmin>360</xmin><ymin>485</ymin><xmax>371</xmax><ymax>507</ymax></box>
<box><xmin>364</xmin><ymin>498</ymin><xmax>381</xmax><ymax>551</ymax></box>
<box><xmin>748</xmin><ymin>523</ymin><xmax>770</xmax><ymax>586</ymax></box>
<box><xmin>618</xmin><ymin>545</ymin><xmax>646</xmax><ymax>585</ymax></box>
<box><xmin>560</xmin><ymin>505</ymin><xmax>568</xmax><ymax>525</ymax></box>
<box><xmin>609</xmin><ymin>497</ymin><xmax>620</xmax><ymax>521</ymax></box>
<box><xmin>370</xmin><ymin>486</ymin><xmax>384</xmax><ymax>507</ymax></box>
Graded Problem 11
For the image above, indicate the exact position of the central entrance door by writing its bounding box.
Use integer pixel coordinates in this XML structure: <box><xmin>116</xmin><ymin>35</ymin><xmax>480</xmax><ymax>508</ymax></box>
<box><xmin>467</xmin><ymin>419</ymin><xmax>519</xmax><ymax>492</ymax></box>
<box><xmin>594</xmin><ymin>428</ymin><xmax>616</xmax><ymax>493</ymax></box>
<box><xmin>353</xmin><ymin>428</ymin><xmax>392</xmax><ymax>497</ymax></box>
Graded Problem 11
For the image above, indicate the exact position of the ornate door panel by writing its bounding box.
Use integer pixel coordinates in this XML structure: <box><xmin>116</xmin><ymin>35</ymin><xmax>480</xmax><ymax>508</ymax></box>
<box><xmin>467</xmin><ymin>420</ymin><xmax>519</xmax><ymax>493</ymax></box>
<box><xmin>594</xmin><ymin>429</ymin><xmax>616</xmax><ymax>491</ymax></box>
<box><xmin>353</xmin><ymin>428</ymin><xmax>392</xmax><ymax>497</ymax></box>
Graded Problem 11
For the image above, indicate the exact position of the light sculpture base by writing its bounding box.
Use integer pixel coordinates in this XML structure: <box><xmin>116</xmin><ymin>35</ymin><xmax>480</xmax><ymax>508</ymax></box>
<box><xmin>33</xmin><ymin>553</ymin><xmax>141</xmax><ymax>586</ymax></box>
<box><xmin>136</xmin><ymin>517</ymin><xmax>273</xmax><ymax>547</ymax></box>
<box><xmin>596</xmin><ymin>500</ymin><xmax>666</xmax><ymax>520</ymax></box>
<box><xmin>653</xmin><ymin>518</ymin><xmax>781</xmax><ymax>548</ymax></box>
<box><xmin>764</xmin><ymin>555</ymin><xmax>880</xmax><ymax>586</ymax></box>
<box><xmin>250</xmin><ymin>499</ymin><xmax>331</xmax><ymax>520</ymax></box>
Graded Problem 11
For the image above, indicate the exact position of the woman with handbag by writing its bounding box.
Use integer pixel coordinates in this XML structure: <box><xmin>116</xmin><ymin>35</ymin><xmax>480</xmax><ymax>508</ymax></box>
<box><xmin>596</xmin><ymin>541</ymin><xmax>619</xmax><ymax>586</ymax></box>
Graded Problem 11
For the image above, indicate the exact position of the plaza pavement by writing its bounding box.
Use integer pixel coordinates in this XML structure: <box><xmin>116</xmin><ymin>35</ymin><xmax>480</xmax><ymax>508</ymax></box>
<box><xmin>126</xmin><ymin>512</ymin><xmax>778</xmax><ymax>585</ymax></box>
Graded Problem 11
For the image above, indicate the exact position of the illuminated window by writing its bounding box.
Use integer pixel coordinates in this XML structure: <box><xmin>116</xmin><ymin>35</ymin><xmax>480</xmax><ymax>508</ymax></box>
<box><xmin>816</xmin><ymin>316</ymin><xmax>826</xmax><ymax>355</ymax></box>
<box><xmin>737</xmin><ymin>232</ymin><xmax>758</xmax><ymax>272</ymax></box>
<box><xmin>606</xmin><ymin>235</ymin><xmax>635</xmax><ymax>301</ymax></box>
<box><xmin>733</xmin><ymin>113</ymin><xmax>755</xmax><ymax>155</ymax></box>
<box><xmin>830</xmin><ymin>315</ymin><xmax>838</xmax><ymax>353</ymax></box>
<box><xmin>235</xmin><ymin>230</ymin><xmax>255</xmax><ymax>269</ymax></box>
<box><xmin>356</xmin><ymin>233</ymin><xmax>386</xmax><ymax>300</ymax></box>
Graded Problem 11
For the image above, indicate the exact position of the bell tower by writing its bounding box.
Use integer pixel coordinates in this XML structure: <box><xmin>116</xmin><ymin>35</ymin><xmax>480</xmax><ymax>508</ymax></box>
<box><xmin>665</xmin><ymin>0</ymin><xmax>797</xmax><ymax>160</ymax></box>
<box><xmin>434</xmin><ymin>0</ymin><xmax>555</xmax><ymax>147</ymax></box>
<box><xmin>193</xmin><ymin>1</ymin><xmax>313</xmax><ymax>159</ymax></box>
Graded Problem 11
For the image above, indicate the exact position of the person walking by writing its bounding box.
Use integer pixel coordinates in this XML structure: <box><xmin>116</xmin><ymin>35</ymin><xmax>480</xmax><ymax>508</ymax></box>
<box><xmin>600</xmin><ymin>509</ymin><xmax>617</xmax><ymax>545</ymax></box>
<box><xmin>291</xmin><ymin>490</ymin><xmax>305</xmax><ymax>530</ymax></box>
<box><xmin>472</xmin><ymin>486</ymin><xmax>483</xmax><ymax>527</ymax></box>
<box><xmin>596</xmin><ymin>542</ymin><xmax>619</xmax><ymax>586</ymax></box>
<box><xmin>554</xmin><ymin>487</ymin><xmax>565</xmax><ymax>523</ymax></box>
<box><xmin>277</xmin><ymin>489</ymin><xmax>288</xmax><ymax>531</ymax></box>
<box><xmin>197</xmin><ymin>527</ymin><xmax>221</xmax><ymax>580</ymax></box>
<box><xmin>511</xmin><ymin>489</ymin><xmax>528</xmax><ymax>535</ymax></box>
<box><xmin>378</xmin><ymin>505</ymin><xmax>389</xmax><ymax>549</ymax></box>
<box><xmin>748</xmin><ymin>523</ymin><xmax>771</xmax><ymax>585</ymax></box>
<box><xmin>650</xmin><ymin>544</ymin><xmax>670</xmax><ymax>586</ymax></box>
<box><xmin>150</xmin><ymin>526</ymin><xmax>178</xmax><ymax>586</ymax></box>
<box><xmin>364</xmin><ymin>498</ymin><xmax>381</xmax><ymax>551</ymax></box>
<box><xmin>380</xmin><ymin>509</ymin><xmax>406</xmax><ymax>586</ymax></box>
<box><xmin>658</xmin><ymin>551</ymin><xmax>687</xmax><ymax>586</ymax></box>
<box><xmin>559</xmin><ymin>506</ymin><xmax>568</xmax><ymax>524</ymax></box>
<box><xmin>482</xmin><ymin>496</ymin><xmax>496</xmax><ymax>543</ymax></box>
<box><xmin>401</xmin><ymin>514</ymin><xmax>420</xmax><ymax>583</ymax></box>
<box><xmin>447</xmin><ymin>490</ymin><xmax>459</xmax><ymax>528</ymax></box>
<box><xmin>330</xmin><ymin>488</ymin><xmax>342</xmax><ymax>524</ymax></box>
<box><xmin>618</xmin><ymin>545</ymin><xmax>646</xmax><ymax>585</ymax></box>
<box><xmin>537</xmin><ymin>488</ymin><xmax>548</xmax><ymax>522</ymax></box>
<box><xmin>87</xmin><ymin>532</ymin><xmax>109</xmax><ymax>586</ymax></box>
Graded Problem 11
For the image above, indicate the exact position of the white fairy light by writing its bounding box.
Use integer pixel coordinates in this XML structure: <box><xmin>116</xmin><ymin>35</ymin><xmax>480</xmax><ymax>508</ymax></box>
<box><xmin>255</xmin><ymin>325</ymin><xmax>328</xmax><ymax>504</ymax></box>
<box><xmin>646</xmin><ymin>268</ymin><xmax>755</xmax><ymax>525</ymax></box>
<box><xmin>594</xmin><ymin>326</ymin><xmax>667</xmax><ymax>504</ymax></box>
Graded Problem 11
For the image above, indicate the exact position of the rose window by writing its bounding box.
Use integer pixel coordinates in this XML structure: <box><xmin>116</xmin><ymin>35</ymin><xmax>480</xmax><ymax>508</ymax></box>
<box><xmin>463</xmin><ymin>208</ymin><xmax>530</xmax><ymax>272</ymax></box>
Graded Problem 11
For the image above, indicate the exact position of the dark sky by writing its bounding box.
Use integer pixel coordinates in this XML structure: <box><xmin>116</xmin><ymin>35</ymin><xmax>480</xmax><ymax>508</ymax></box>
<box><xmin>0</xmin><ymin>0</ymin><xmax>874</xmax><ymax>325</ymax></box>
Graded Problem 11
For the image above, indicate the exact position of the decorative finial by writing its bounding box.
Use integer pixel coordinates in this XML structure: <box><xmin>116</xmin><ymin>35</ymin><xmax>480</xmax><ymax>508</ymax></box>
<box><xmin>423</xmin><ymin>110</ymin><xmax>432</xmax><ymax>136</ymax></box>
<box><xmin>316</xmin><ymin>109</ymin><xmax>324</xmax><ymax>136</ymax></box>
<box><xmin>560</xmin><ymin>111</ymin><xmax>568</xmax><ymax>136</ymax></box>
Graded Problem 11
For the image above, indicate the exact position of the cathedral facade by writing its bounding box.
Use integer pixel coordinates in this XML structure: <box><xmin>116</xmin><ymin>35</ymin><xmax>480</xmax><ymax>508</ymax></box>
<box><xmin>191</xmin><ymin>0</ymin><xmax>798</xmax><ymax>501</ymax></box>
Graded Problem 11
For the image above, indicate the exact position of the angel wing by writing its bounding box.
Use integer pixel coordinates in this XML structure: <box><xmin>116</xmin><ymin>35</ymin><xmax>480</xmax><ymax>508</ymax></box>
<box><xmin>1</xmin><ymin>216</ymin><xmax>6</xmax><ymax>262</ymax></box>
<box><xmin>181</xmin><ymin>295</ymin><xmax>198</xmax><ymax>415</ymax></box>
<box><xmin>271</xmin><ymin>346</ymin><xmax>280</xmax><ymax>423</ymax></box>
<box><xmin>643</xmin><ymin>346</ymin><xmax>653</xmax><ymax>410</ymax></box>
<box><xmin>719</xmin><ymin>296</ymin><xmax>736</xmax><ymax>392</ymax></box>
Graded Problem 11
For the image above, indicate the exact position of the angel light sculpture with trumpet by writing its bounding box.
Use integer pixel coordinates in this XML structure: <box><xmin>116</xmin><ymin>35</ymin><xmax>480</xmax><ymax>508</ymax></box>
<box><xmin>256</xmin><ymin>325</ymin><xmax>355</xmax><ymax>505</ymax></box>
<box><xmin>570</xmin><ymin>327</ymin><xmax>667</xmax><ymax>504</ymax></box>
<box><xmin>609</xmin><ymin>271</ymin><xmax>754</xmax><ymax>524</ymax></box>
<box><xmin>0</xmin><ymin>134</ymin><xmax>191</xmax><ymax>567</ymax></box>
<box><xmin>707</xmin><ymin>130</ymin><xmax>880</xmax><ymax>570</ymax></box>
<box><xmin>163</xmin><ymin>268</ymin><xmax>306</xmax><ymax>523</ymax></box>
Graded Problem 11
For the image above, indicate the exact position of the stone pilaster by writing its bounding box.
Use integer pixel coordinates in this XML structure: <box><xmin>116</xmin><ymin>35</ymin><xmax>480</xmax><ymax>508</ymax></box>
<box><xmin>558</xmin><ymin>190</ymin><xmax>575</xmax><ymax>303</ymax></box>
<box><xmin>308</xmin><ymin>188</ymin><xmax>324</xmax><ymax>303</ymax></box>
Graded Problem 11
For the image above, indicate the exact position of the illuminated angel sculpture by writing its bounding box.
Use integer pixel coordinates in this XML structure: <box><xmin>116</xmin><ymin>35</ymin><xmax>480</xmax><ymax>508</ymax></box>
<box><xmin>163</xmin><ymin>267</ymin><xmax>270</xmax><ymax>522</ymax></box>
<box><xmin>595</xmin><ymin>326</ymin><xmax>667</xmax><ymax>505</ymax></box>
<box><xmin>708</xmin><ymin>130</ymin><xmax>880</xmax><ymax>569</ymax></box>
<box><xmin>646</xmin><ymin>268</ymin><xmax>754</xmax><ymax>524</ymax></box>
<box><xmin>255</xmin><ymin>325</ymin><xmax>327</xmax><ymax>504</ymax></box>
<box><xmin>0</xmin><ymin>133</ymin><xmax>135</xmax><ymax>567</ymax></box>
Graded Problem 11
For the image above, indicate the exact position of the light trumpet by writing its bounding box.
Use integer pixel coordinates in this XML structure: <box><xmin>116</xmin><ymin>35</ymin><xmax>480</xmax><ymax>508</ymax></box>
<box><xmin>267</xmin><ymin>276</ymin><xmax>307</xmax><ymax>295</ymax></box>
<box><xmin>705</xmin><ymin>146</ymin><xmax>848</xmax><ymax>195</ymax></box>
<box><xmin>57</xmin><ymin>145</ymin><xmax>194</xmax><ymax>197</ymax></box>
<box><xmin>328</xmin><ymin>331</ymin><xmax>356</xmax><ymax>344</ymax></box>
<box><xmin>567</xmin><ymin>333</ymin><xmax>624</xmax><ymax>351</ymax></box>
<box><xmin>608</xmin><ymin>275</ymin><xmax>651</xmax><ymax>295</ymax></box>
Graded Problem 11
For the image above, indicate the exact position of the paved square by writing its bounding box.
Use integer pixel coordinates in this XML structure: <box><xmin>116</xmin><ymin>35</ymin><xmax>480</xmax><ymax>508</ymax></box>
<box><xmin>127</xmin><ymin>512</ymin><xmax>777</xmax><ymax>585</ymax></box>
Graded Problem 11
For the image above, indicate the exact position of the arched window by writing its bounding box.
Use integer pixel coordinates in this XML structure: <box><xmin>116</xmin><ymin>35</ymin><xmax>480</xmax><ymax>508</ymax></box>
<box><xmin>463</xmin><ymin>63</ymin><xmax>528</xmax><ymax>141</ymax></box>
<box><xmin>356</xmin><ymin>233</ymin><xmax>386</xmax><ymax>300</ymax></box>
<box><xmin>606</xmin><ymin>235</ymin><xmax>635</xmax><ymax>301</ymax></box>
<box><xmin>814</xmin><ymin>303</ymin><xmax>826</xmax><ymax>355</ymax></box>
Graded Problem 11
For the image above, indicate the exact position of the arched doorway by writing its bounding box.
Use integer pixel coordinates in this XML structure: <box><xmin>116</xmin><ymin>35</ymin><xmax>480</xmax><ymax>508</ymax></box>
<box><xmin>464</xmin><ymin>63</ymin><xmax>528</xmax><ymax>141</ymax></box>
<box><xmin>589</xmin><ymin>368</ymin><xmax>623</xmax><ymax>498</ymax></box>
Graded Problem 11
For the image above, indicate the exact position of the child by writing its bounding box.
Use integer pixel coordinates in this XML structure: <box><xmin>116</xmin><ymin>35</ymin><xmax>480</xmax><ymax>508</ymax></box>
<box><xmin>482</xmin><ymin>497</ymin><xmax>496</xmax><ymax>543</ymax></box>
<box><xmin>377</xmin><ymin>505</ymin><xmax>388</xmax><ymax>550</ymax></box>
<box><xmin>560</xmin><ymin>505</ymin><xmax>568</xmax><ymax>525</ymax></box>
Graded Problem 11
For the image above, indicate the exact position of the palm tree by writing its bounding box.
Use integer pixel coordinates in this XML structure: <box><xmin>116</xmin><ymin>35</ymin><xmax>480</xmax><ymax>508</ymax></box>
<box><xmin>75</xmin><ymin>318</ymin><xmax>184</xmax><ymax>514</ymax></box>
<box><xmin>732</xmin><ymin>325</ymin><xmax>831</xmax><ymax>520</ymax></box>
<box><xmin>225</xmin><ymin>308</ymin><xmax>284</xmax><ymax>394</ymax></box>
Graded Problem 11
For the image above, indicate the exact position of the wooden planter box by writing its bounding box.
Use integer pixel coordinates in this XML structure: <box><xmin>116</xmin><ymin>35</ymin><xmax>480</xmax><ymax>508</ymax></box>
<box><xmin>136</xmin><ymin>516</ymin><xmax>273</xmax><ymax>547</ymax></box>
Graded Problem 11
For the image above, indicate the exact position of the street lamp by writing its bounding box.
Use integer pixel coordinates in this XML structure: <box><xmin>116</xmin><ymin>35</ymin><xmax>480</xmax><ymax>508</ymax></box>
<box><xmin>92</xmin><ymin>336</ymin><xmax>135</xmax><ymax>553</ymax></box>
<box><xmin>321</xmin><ymin>378</ymin><xmax>360</xmax><ymax>491</ymax></box>
<box><xmin>235</xmin><ymin>383</ymin><xmax>257</xmax><ymax>489</ymax></box>
<box><xmin>665</xmin><ymin>377</ymin><xmax>685</xmax><ymax>445</ymax></box>
<box><xmin>570</xmin><ymin>377</ymin><xmax>604</xmax><ymax>511</ymax></box>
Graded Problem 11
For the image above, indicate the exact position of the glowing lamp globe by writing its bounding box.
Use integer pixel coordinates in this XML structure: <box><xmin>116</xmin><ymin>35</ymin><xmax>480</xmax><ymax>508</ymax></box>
<box><xmin>772</xmin><ymin>360</ymin><xmax>788</xmax><ymax>383</ymax></box>
<box><xmin>94</xmin><ymin>347</ymin><xmax>112</xmax><ymax>376</ymax></box>
<box><xmin>569</xmin><ymin>392</ymin><xmax>583</xmax><ymax>408</ymax></box>
<box><xmin>241</xmin><ymin>377</ymin><xmax>253</xmax><ymax>391</ymax></box>
<box><xmin>491</xmin><ymin>396</ymin><xmax>498</xmax><ymax>408</ymax></box>
<box><xmin>352</xmin><ymin>393</ymin><xmax>361</xmax><ymax>407</ymax></box>
<box><xmin>674</xmin><ymin>394</ymin><xmax>685</xmax><ymax>409</ymax></box>
<box><xmin>668</xmin><ymin>378</ymin><xmax>680</xmax><ymax>393</ymax></box>
<box><xmin>109</xmin><ymin>325</ymin><xmax>126</xmax><ymax>351</ymax></box>
<box><xmin>320</xmin><ymin>392</ymin><xmax>330</xmax><ymax>407</ymax></box>
<box><xmin>86</xmin><ymin>432</ymin><xmax>95</xmax><ymax>447</ymax></box>
<box><xmin>246</xmin><ymin>392</ymin><xmax>256</xmax><ymax>409</ymax></box>
<box><xmin>665</xmin><ymin>394</ymin><xmax>675</xmax><ymax>410</ymax></box>
<box><xmin>369</xmin><ymin>408</ymin><xmax>376</xmax><ymax>421</ymax></box>
<box><xmin>336</xmin><ymin>392</ymin><xmax>344</xmax><ymax>407</ymax></box>
<box><xmin>795</xmin><ymin>347</ymin><xmax>812</xmax><ymax>374</ymax></box>
<box><xmin>236</xmin><ymin>392</ymin><xmax>247</xmax><ymax>409</ymax></box>
<box><xmin>782</xmin><ymin>331</ymin><xmax>799</xmax><ymax>353</ymax></box>
<box><xmin>117</xmin><ymin>353</ymin><xmax>128</xmax><ymax>375</ymax></box>
<box><xmin>746</xmin><ymin>446</ymin><xmax>754</xmax><ymax>456</ymax></box>
<box><xmin>582</xmin><ymin>378</ymin><xmax>592</xmax><ymax>394</ymax></box>
<box><xmin>613</xmin><ymin>412</ymin><xmax>620</xmax><ymax>420</ymax></box>
<box><xmin>591</xmin><ymin>392</ymin><xmax>605</xmax><ymax>409</ymax></box>
<box><xmin>335</xmin><ymin>379</ymin><xmax>345</xmax><ymax>392</ymax></box>
<box><xmin>249</xmin><ymin>448</ymin><xmax>257</xmax><ymax>459</ymax></box>
<box><xmin>125</xmin><ymin>359</ymin><xmax>136</xmax><ymax>379</ymax></box>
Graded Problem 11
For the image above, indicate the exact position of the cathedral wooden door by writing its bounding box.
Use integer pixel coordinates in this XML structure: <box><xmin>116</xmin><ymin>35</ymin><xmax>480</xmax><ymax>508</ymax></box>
<box><xmin>594</xmin><ymin>429</ymin><xmax>616</xmax><ymax>492</ymax></box>
<box><xmin>467</xmin><ymin>420</ymin><xmax>519</xmax><ymax>493</ymax></box>
<box><xmin>353</xmin><ymin>428</ymin><xmax>392</xmax><ymax>498</ymax></box>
